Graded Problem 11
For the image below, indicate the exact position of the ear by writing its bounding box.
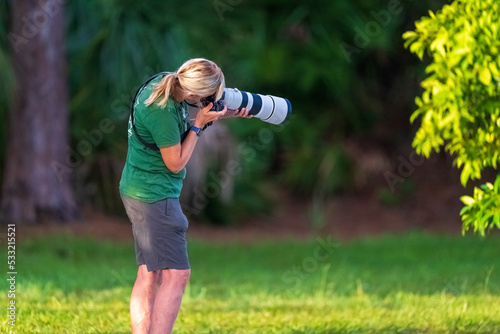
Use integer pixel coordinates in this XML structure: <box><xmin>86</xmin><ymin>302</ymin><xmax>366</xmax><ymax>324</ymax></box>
<box><xmin>185</xmin><ymin>92</ymin><xmax>198</xmax><ymax>100</ymax></box>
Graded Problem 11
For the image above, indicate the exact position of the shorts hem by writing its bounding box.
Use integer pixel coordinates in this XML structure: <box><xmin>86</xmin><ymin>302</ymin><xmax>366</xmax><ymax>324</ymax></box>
<box><xmin>145</xmin><ymin>262</ymin><xmax>191</xmax><ymax>272</ymax></box>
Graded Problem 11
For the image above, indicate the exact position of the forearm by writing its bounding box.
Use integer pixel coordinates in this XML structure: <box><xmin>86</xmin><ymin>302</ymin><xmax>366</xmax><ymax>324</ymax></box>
<box><xmin>161</xmin><ymin>106</ymin><xmax>226</xmax><ymax>173</ymax></box>
<box><xmin>160</xmin><ymin>130</ymin><xmax>199</xmax><ymax>174</ymax></box>
<box><xmin>177</xmin><ymin>130</ymin><xmax>199</xmax><ymax>170</ymax></box>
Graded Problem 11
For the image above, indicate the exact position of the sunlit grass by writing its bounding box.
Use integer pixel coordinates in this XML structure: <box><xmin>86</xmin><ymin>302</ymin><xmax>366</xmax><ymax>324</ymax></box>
<box><xmin>1</xmin><ymin>232</ymin><xmax>499</xmax><ymax>333</ymax></box>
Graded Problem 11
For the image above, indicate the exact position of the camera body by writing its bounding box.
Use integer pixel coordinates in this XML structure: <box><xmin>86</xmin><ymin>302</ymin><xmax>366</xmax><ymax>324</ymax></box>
<box><xmin>201</xmin><ymin>88</ymin><xmax>292</xmax><ymax>125</ymax></box>
<box><xmin>200</xmin><ymin>95</ymin><xmax>225</xmax><ymax>112</ymax></box>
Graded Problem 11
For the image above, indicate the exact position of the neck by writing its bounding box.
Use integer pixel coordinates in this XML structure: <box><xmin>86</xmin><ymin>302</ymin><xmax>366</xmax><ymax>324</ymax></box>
<box><xmin>171</xmin><ymin>84</ymin><xmax>185</xmax><ymax>104</ymax></box>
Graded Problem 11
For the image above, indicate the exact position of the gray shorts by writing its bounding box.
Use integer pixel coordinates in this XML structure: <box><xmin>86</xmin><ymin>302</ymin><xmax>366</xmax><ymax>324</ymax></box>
<box><xmin>121</xmin><ymin>194</ymin><xmax>190</xmax><ymax>272</ymax></box>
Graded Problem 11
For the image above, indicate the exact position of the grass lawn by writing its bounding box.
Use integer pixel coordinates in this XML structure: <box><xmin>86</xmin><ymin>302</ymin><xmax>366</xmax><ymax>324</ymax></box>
<box><xmin>1</xmin><ymin>232</ymin><xmax>500</xmax><ymax>333</ymax></box>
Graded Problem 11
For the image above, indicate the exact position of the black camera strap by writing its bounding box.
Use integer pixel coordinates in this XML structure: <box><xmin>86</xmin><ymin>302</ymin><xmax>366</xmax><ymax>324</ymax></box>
<box><xmin>130</xmin><ymin>72</ymin><xmax>190</xmax><ymax>151</ymax></box>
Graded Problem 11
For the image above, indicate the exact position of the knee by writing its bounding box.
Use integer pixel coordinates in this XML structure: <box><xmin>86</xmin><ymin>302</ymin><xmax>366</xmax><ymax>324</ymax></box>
<box><xmin>179</xmin><ymin>269</ymin><xmax>191</xmax><ymax>283</ymax></box>
<box><xmin>176</xmin><ymin>269</ymin><xmax>191</xmax><ymax>286</ymax></box>
<box><xmin>136</xmin><ymin>266</ymin><xmax>161</xmax><ymax>287</ymax></box>
<box><xmin>166</xmin><ymin>269</ymin><xmax>191</xmax><ymax>288</ymax></box>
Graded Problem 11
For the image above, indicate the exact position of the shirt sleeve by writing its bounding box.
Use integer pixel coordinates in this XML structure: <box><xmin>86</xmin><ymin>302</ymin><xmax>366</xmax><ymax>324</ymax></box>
<box><xmin>143</xmin><ymin>107</ymin><xmax>180</xmax><ymax>148</ymax></box>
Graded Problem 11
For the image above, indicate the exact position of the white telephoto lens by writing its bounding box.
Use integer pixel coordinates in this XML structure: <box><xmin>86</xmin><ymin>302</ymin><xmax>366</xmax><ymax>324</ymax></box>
<box><xmin>255</xmin><ymin>95</ymin><xmax>274</xmax><ymax>121</ymax></box>
<box><xmin>221</xmin><ymin>88</ymin><xmax>291</xmax><ymax>125</ymax></box>
<box><xmin>245</xmin><ymin>92</ymin><xmax>254</xmax><ymax>113</ymax></box>
<box><xmin>265</xmin><ymin>96</ymin><xmax>289</xmax><ymax>125</ymax></box>
<box><xmin>222</xmin><ymin>88</ymin><xmax>242</xmax><ymax>110</ymax></box>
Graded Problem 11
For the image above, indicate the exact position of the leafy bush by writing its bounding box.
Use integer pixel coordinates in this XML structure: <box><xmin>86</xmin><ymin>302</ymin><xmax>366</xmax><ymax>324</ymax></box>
<box><xmin>403</xmin><ymin>0</ymin><xmax>500</xmax><ymax>235</ymax></box>
<box><xmin>461</xmin><ymin>177</ymin><xmax>500</xmax><ymax>236</ymax></box>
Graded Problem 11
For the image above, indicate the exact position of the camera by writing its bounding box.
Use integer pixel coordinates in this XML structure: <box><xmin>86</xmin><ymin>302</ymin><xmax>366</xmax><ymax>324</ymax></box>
<box><xmin>200</xmin><ymin>94</ymin><xmax>225</xmax><ymax>113</ymax></box>
<box><xmin>201</xmin><ymin>88</ymin><xmax>292</xmax><ymax>125</ymax></box>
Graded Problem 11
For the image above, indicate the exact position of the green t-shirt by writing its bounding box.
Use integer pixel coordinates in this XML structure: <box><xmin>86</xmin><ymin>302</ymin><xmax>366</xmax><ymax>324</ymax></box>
<box><xmin>119</xmin><ymin>76</ymin><xmax>191</xmax><ymax>202</ymax></box>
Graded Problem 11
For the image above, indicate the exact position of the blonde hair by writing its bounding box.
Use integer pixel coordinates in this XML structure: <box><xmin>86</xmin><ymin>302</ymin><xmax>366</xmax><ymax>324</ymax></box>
<box><xmin>145</xmin><ymin>58</ymin><xmax>225</xmax><ymax>108</ymax></box>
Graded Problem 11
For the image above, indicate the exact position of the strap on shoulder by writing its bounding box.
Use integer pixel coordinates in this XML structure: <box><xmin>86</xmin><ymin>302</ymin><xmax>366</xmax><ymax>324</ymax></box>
<box><xmin>130</xmin><ymin>72</ymin><xmax>169</xmax><ymax>151</ymax></box>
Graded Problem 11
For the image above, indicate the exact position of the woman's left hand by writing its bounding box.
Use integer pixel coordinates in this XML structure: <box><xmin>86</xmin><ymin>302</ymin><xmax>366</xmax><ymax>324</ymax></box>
<box><xmin>224</xmin><ymin>107</ymin><xmax>253</xmax><ymax>119</ymax></box>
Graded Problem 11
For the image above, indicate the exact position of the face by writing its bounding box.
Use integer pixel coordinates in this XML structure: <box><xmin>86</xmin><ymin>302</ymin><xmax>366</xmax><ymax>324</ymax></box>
<box><xmin>185</xmin><ymin>92</ymin><xmax>218</xmax><ymax>109</ymax></box>
<box><xmin>184</xmin><ymin>92</ymin><xmax>200</xmax><ymax>104</ymax></box>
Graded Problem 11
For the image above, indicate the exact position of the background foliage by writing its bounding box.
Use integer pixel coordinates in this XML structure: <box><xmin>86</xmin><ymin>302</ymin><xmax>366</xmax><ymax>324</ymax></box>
<box><xmin>0</xmin><ymin>0</ymin><xmax>448</xmax><ymax>222</ymax></box>
<box><xmin>403</xmin><ymin>0</ymin><xmax>500</xmax><ymax>235</ymax></box>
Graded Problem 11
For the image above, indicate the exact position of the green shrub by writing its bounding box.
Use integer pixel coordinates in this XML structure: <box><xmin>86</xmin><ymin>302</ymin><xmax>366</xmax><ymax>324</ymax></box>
<box><xmin>404</xmin><ymin>0</ymin><xmax>500</xmax><ymax>235</ymax></box>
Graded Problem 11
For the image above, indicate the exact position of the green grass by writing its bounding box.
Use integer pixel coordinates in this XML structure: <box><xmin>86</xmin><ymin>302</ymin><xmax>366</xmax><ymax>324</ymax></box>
<box><xmin>2</xmin><ymin>232</ymin><xmax>500</xmax><ymax>333</ymax></box>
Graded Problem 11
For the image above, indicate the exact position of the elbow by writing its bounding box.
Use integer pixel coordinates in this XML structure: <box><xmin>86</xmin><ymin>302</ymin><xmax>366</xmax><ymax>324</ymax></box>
<box><xmin>161</xmin><ymin>149</ymin><xmax>185</xmax><ymax>174</ymax></box>
<box><xmin>169</xmin><ymin>167</ymin><xmax>183</xmax><ymax>174</ymax></box>
<box><xmin>165</xmin><ymin>162</ymin><xmax>184</xmax><ymax>174</ymax></box>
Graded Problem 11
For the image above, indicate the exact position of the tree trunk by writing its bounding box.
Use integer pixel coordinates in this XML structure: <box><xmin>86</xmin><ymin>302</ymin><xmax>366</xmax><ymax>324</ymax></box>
<box><xmin>1</xmin><ymin>0</ymin><xmax>79</xmax><ymax>223</ymax></box>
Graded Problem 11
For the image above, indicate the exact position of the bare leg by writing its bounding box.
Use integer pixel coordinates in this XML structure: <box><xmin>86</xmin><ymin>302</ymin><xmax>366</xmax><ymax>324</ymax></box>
<box><xmin>150</xmin><ymin>269</ymin><xmax>191</xmax><ymax>334</ymax></box>
<box><xmin>130</xmin><ymin>265</ymin><xmax>161</xmax><ymax>334</ymax></box>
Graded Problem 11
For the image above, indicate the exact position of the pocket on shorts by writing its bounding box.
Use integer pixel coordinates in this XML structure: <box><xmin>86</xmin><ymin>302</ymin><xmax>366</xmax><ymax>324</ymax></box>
<box><xmin>164</xmin><ymin>198</ymin><xmax>188</xmax><ymax>231</ymax></box>
<box><xmin>165</xmin><ymin>199</ymin><xmax>172</xmax><ymax>217</ymax></box>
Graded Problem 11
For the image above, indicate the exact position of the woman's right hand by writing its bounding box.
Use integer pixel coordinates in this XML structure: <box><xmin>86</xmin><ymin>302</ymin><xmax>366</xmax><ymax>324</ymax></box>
<box><xmin>193</xmin><ymin>103</ymin><xmax>227</xmax><ymax>128</ymax></box>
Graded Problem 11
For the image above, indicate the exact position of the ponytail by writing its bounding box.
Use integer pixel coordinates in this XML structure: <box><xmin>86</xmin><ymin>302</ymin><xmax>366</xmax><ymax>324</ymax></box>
<box><xmin>144</xmin><ymin>72</ymin><xmax>177</xmax><ymax>108</ymax></box>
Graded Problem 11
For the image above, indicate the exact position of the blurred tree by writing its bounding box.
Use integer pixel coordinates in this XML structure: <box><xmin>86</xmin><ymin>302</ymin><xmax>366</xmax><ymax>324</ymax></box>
<box><xmin>404</xmin><ymin>0</ymin><xmax>500</xmax><ymax>235</ymax></box>
<box><xmin>1</xmin><ymin>0</ymin><xmax>79</xmax><ymax>223</ymax></box>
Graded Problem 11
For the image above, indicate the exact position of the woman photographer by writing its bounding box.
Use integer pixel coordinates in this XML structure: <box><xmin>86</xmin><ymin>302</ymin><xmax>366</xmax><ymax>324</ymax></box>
<box><xmin>119</xmin><ymin>58</ymin><xmax>250</xmax><ymax>334</ymax></box>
